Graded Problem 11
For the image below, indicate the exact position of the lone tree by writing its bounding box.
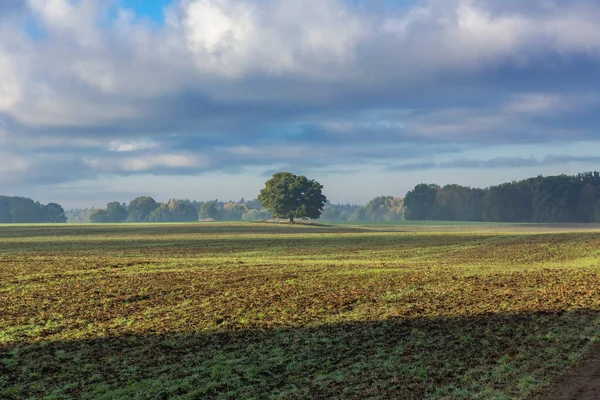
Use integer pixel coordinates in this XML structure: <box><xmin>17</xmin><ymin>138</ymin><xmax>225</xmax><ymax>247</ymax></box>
<box><xmin>258</xmin><ymin>172</ymin><xmax>327</xmax><ymax>223</ymax></box>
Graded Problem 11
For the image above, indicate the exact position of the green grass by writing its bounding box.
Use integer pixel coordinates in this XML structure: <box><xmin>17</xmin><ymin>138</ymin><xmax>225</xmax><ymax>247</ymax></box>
<box><xmin>326</xmin><ymin>220</ymin><xmax>515</xmax><ymax>226</ymax></box>
<box><xmin>2</xmin><ymin>223</ymin><xmax>600</xmax><ymax>399</ymax></box>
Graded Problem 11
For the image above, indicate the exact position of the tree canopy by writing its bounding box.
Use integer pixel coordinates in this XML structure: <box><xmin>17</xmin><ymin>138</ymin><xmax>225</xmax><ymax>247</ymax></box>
<box><xmin>148</xmin><ymin>200</ymin><xmax>198</xmax><ymax>223</ymax></box>
<box><xmin>89</xmin><ymin>209</ymin><xmax>111</xmax><ymax>223</ymax></box>
<box><xmin>106</xmin><ymin>202</ymin><xmax>128</xmax><ymax>223</ymax></box>
<box><xmin>43</xmin><ymin>203</ymin><xmax>67</xmax><ymax>223</ymax></box>
<box><xmin>258</xmin><ymin>172</ymin><xmax>327</xmax><ymax>223</ymax></box>
<box><xmin>199</xmin><ymin>201</ymin><xmax>222</xmax><ymax>220</ymax></box>
<box><xmin>9</xmin><ymin>170</ymin><xmax>600</xmax><ymax>225</ymax></box>
<box><xmin>126</xmin><ymin>197</ymin><xmax>160</xmax><ymax>223</ymax></box>
<box><xmin>404</xmin><ymin>172</ymin><xmax>600</xmax><ymax>223</ymax></box>
<box><xmin>404</xmin><ymin>184</ymin><xmax>439</xmax><ymax>221</ymax></box>
<box><xmin>0</xmin><ymin>196</ymin><xmax>67</xmax><ymax>224</ymax></box>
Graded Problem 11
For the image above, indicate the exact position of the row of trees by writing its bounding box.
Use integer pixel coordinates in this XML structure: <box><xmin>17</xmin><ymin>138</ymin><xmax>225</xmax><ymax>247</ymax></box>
<box><xmin>196</xmin><ymin>200</ymin><xmax>271</xmax><ymax>221</ymax></box>
<box><xmin>82</xmin><ymin>173</ymin><xmax>327</xmax><ymax>224</ymax></box>
<box><xmin>320</xmin><ymin>197</ymin><xmax>404</xmax><ymax>222</ymax></box>
<box><xmin>257</xmin><ymin>172</ymin><xmax>402</xmax><ymax>223</ymax></box>
<box><xmin>404</xmin><ymin>184</ymin><xmax>486</xmax><ymax>222</ymax></box>
<box><xmin>11</xmin><ymin>171</ymin><xmax>600</xmax><ymax>224</ymax></box>
<box><xmin>89</xmin><ymin>198</ymin><xmax>198</xmax><ymax>223</ymax></box>
<box><xmin>87</xmin><ymin>197</ymin><xmax>273</xmax><ymax>223</ymax></box>
<box><xmin>404</xmin><ymin>172</ymin><xmax>600</xmax><ymax>223</ymax></box>
<box><xmin>73</xmin><ymin>198</ymin><xmax>402</xmax><ymax>223</ymax></box>
<box><xmin>0</xmin><ymin>196</ymin><xmax>67</xmax><ymax>223</ymax></box>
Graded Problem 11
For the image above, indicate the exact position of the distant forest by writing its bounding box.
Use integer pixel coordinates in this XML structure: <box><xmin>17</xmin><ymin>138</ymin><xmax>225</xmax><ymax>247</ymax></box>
<box><xmin>4</xmin><ymin>172</ymin><xmax>600</xmax><ymax>224</ymax></box>
<box><xmin>71</xmin><ymin>198</ymin><xmax>271</xmax><ymax>223</ymax></box>
<box><xmin>404</xmin><ymin>171</ymin><xmax>600</xmax><ymax>223</ymax></box>
<box><xmin>64</xmin><ymin>198</ymin><xmax>367</xmax><ymax>223</ymax></box>
<box><xmin>62</xmin><ymin>196</ymin><xmax>402</xmax><ymax>224</ymax></box>
<box><xmin>0</xmin><ymin>196</ymin><xmax>67</xmax><ymax>223</ymax></box>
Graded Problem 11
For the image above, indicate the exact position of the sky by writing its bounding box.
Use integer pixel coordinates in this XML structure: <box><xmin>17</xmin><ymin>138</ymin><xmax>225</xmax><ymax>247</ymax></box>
<box><xmin>1</xmin><ymin>0</ymin><xmax>600</xmax><ymax>209</ymax></box>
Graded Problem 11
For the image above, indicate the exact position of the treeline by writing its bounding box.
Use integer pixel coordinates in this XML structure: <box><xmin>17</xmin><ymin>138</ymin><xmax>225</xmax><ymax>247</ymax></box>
<box><xmin>320</xmin><ymin>197</ymin><xmax>404</xmax><ymax>222</ymax></box>
<box><xmin>405</xmin><ymin>172</ymin><xmax>600</xmax><ymax>223</ymax></box>
<box><xmin>13</xmin><ymin>171</ymin><xmax>599</xmax><ymax>225</ymax></box>
<box><xmin>0</xmin><ymin>196</ymin><xmax>67</xmax><ymax>223</ymax></box>
<box><xmin>69</xmin><ymin>196</ymin><xmax>405</xmax><ymax>223</ymax></box>
<box><xmin>74</xmin><ymin>197</ymin><xmax>272</xmax><ymax>223</ymax></box>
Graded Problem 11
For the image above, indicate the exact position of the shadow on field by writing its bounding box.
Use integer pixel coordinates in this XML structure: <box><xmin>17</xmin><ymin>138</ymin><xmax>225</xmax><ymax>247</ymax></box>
<box><xmin>2</xmin><ymin>310</ymin><xmax>597</xmax><ymax>399</ymax></box>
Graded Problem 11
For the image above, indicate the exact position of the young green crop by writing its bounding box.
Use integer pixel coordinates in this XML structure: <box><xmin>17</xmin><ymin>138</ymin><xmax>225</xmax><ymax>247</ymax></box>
<box><xmin>2</xmin><ymin>222</ymin><xmax>600</xmax><ymax>399</ymax></box>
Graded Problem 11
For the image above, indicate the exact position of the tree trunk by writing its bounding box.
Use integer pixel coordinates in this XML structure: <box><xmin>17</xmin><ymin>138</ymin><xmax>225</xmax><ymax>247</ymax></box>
<box><xmin>289</xmin><ymin>217</ymin><xmax>294</xmax><ymax>224</ymax></box>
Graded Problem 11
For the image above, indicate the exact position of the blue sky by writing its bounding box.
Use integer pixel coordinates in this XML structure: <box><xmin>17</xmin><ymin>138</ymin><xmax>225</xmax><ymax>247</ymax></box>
<box><xmin>1</xmin><ymin>0</ymin><xmax>600</xmax><ymax>208</ymax></box>
<box><xmin>120</xmin><ymin>0</ymin><xmax>173</xmax><ymax>23</ymax></box>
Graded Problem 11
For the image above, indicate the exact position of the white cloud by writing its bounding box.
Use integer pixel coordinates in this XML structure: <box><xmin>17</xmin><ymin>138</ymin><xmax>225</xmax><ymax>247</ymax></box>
<box><xmin>452</xmin><ymin>1</ymin><xmax>528</xmax><ymax>64</ymax></box>
<box><xmin>84</xmin><ymin>153</ymin><xmax>210</xmax><ymax>173</ymax></box>
<box><xmin>379</xmin><ymin>0</ymin><xmax>528</xmax><ymax>74</ymax></box>
<box><xmin>172</xmin><ymin>0</ymin><xmax>364</xmax><ymax>77</ymax></box>
<box><xmin>26</xmin><ymin>0</ymin><xmax>103</xmax><ymax>46</ymax></box>
<box><xmin>0</xmin><ymin>46</ymin><xmax>22</xmax><ymax>110</ymax></box>
<box><xmin>504</xmin><ymin>94</ymin><xmax>560</xmax><ymax>114</ymax></box>
<box><xmin>4</xmin><ymin>0</ymin><xmax>600</xmax><ymax>128</ymax></box>
<box><xmin>182</xmin><ymin>0</ymin><xmax>255</xmax><ymax>53</ymax></box>
<box><xmin>0</xmin><ymin>153</ymin><xmax>29</xmax><ymax>175</ymax></box>
<box><xmin>544</xmin><ymin>7</ymin><xmax>600</xmax><ymax>54</ymax></box>
<box><xmin>108</xmin><ymin>139</ymin><xmax>160</xmax><ymax>152</ymax></box>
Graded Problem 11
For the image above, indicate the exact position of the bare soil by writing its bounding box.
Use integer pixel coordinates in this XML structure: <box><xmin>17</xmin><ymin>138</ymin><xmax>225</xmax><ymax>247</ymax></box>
<box><xmin>546</xmin><ymin>346</ymin><xmax>600</xmax><ymax>400</ymax></box>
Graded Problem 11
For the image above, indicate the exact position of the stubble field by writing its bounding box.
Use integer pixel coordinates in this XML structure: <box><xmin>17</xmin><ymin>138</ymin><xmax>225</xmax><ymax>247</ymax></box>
<box><xmin>2</xmin><ymin>222</ymin><xmax>600</xmax><ymax>399</ymax></box>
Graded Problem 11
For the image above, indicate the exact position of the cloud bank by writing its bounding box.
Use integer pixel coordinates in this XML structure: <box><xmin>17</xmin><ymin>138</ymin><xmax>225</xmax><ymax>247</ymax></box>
<box><xmin>1</xmin><ymin>0</ymin><xmax>600</xmax><ymax>205</ymax></box>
